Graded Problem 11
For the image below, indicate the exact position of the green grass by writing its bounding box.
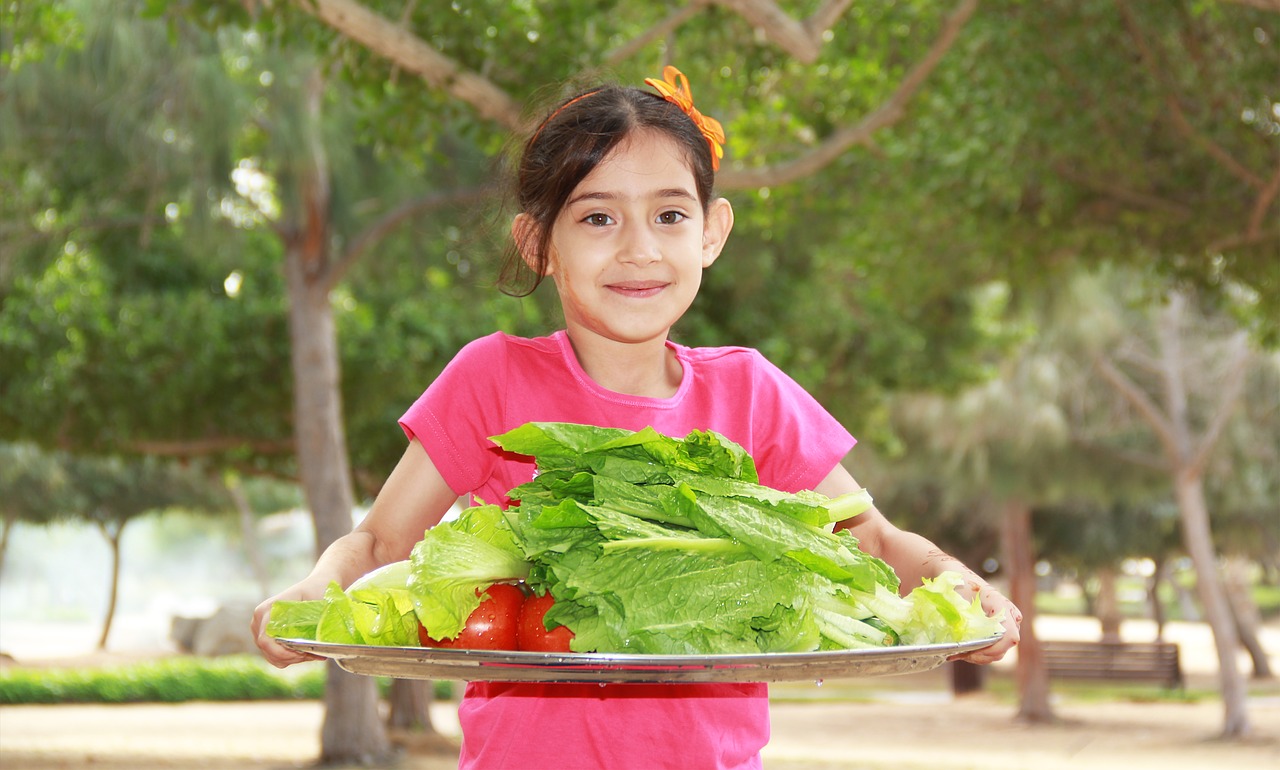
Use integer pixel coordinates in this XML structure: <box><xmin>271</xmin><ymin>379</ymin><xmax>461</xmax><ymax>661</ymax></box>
<box><xmin>1036</xmin><ymin>582</ymin><xmax>1280</xmax><ymax>623</ymax></box>
<box><xmin>1252</xmin><ymin>583</ymin><xmax>1280</xmax><ymax>618</ymax></box>
<box><xmin>0</xmin><ymin>655</ymin><xmax>455</xmax><ymax>705</ymax></box>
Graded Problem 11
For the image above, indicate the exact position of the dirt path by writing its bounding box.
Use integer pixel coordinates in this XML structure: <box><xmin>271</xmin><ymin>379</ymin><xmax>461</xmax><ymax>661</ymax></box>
<box><xmin>3</xmin><ymin>687</ymin><xmax>1277</xmax><ymax>770</ymax></box>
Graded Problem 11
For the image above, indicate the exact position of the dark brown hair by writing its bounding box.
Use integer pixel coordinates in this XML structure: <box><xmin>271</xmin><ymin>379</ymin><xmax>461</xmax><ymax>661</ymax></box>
<box><xmin>498</xmin><ymin>83</ymin><xmax>718</xmax><ymax>296</ymax></box>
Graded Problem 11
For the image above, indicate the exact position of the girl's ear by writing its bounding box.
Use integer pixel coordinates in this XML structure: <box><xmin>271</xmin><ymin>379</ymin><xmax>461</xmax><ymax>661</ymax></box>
<box><xmin>701</xmin><ymin>197</ymin><xmax>734</xmax><ymax>268</ymax></box>
<box><xmin>512</xmin><ymin>213</ymin><xmax>549</xmax><ymax>274</ymax></box>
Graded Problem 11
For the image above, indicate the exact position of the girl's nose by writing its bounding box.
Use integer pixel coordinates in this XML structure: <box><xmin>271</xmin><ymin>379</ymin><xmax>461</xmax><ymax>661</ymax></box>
<box><xmin>619</xmin><ymin>223</ymin><xmax>661</xmax><ymax>265</ymax></box>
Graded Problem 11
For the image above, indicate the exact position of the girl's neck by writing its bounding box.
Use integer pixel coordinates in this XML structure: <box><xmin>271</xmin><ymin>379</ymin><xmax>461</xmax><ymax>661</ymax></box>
<box><xmin>564</xmin><ymin>329</ymin><xmax>682</xmax><ymax>399</ymax></box>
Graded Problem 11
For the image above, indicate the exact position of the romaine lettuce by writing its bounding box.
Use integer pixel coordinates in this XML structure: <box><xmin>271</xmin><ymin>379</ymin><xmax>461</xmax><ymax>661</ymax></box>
<box><xmin>270</xmin><ymin>422</ymin><xmax>1002</xmax><ymax>653</ymax></box>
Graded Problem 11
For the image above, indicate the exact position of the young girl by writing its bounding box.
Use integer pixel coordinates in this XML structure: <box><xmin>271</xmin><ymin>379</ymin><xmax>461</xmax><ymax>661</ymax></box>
<box><xmin>253</xmin><ymin>66</ymin><xmax>1021</xmax><ymax>770</ymax></box>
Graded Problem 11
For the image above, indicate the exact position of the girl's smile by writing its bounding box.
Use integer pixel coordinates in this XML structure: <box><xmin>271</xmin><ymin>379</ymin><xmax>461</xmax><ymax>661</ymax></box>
<box><xmin>607</xmin><ymin>279</ymin><xmax>669</xmax><ymax>299</ymax></box>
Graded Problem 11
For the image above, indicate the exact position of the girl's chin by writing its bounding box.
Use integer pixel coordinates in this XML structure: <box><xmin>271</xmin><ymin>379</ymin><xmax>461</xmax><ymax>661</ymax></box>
<box><xmin>571</xmin><ymin>324</ymin><xmax>675</xmax><ymax>347</ymax></box>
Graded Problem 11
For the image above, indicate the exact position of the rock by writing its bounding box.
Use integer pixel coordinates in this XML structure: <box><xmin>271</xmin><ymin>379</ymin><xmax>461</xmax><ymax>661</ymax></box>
<box><xmin>170</xmin><ymin>601</ymin><xmax>259</xmax><ymax>657</ymax></box>
<box><xmin>170</xmin><ymin>616</ymin><xmax>201</xmax><ymax>653</ymax></box>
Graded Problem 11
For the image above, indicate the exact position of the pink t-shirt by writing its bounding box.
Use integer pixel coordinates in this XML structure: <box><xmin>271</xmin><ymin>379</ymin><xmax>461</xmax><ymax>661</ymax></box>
<box><xmin>399</xmin><ymin>330</ymin><xmax>856</xmax><ymax>770</ymax></box>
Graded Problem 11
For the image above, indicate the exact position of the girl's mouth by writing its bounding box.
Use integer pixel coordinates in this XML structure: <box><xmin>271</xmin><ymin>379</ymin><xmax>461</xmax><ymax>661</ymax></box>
<box><xmin>607</xmin><ymin>280</ymin><xmax>668</xmax><ymax>298</ymax></box>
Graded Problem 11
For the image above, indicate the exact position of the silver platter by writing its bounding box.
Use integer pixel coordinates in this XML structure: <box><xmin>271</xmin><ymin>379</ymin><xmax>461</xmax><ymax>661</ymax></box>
<box><xmin>277</xmin><ymin>635</ymin><xmax>999</xmax><ymax>684</ymax></box>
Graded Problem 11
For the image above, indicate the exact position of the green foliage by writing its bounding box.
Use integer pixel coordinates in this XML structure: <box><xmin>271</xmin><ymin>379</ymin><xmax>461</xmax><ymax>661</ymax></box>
<box><xmin>1</xmin><ymin>1</ymin><xmax>548</xmax><ymax>494</ymax></box>
<box><xmin>0</xmin><ymin>656</ymin><xmax>325</xmax><ymax>704</ymax></box>
<box><xmin>1253</xmin><ymin>584</ymin><xmax>1280</xmax><ymax>619</ymax></box>
<box><xmin>59</xmin><ymin>453</ymin><xmax>222</xmax><ymax>537</ymax></box>
<box><xmin>0</xmin><ymin>443</ymin><xmax>76</xmax><ymax>528</ymax></box>
<box><xmin>4</xmin><ymin>0</ymin><xmax>1275</xmax><ymax>520</ymax></box>
<box><xmin>0</xmin><ymin>240</ymin><xmax>295</xmax><ymax>462</ymax></box>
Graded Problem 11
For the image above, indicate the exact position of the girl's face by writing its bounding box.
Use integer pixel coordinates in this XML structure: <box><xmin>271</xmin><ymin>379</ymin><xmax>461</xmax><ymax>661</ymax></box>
<box><xmin>526</xmin><ymin>130</ymin><xmax>733</xmax><ymax>352</ymax></box>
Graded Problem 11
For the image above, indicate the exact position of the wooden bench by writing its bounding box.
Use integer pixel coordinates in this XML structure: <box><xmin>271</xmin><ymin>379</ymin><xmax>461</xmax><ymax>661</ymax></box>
<box><xmin>1041</xmin><ymin>640</ymin><xmax>1184</xmax><ymax>689</ymax></box>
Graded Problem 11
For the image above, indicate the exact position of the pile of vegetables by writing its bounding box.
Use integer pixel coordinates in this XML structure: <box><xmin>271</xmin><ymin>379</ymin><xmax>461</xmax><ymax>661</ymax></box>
<box><xmin>267</xmin><ymin>423</ymin><xmax>1003</xmax><ymax>654</ymax></box>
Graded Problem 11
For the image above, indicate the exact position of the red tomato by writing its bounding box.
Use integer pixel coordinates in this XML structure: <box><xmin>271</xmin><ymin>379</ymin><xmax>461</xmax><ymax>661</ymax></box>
<box><xmin>517</xmin><ymin>591</ymin><xmax>575</xmax><ymax>652</ymax></box>
<box><xmin>419</xmin><ymin>583</ymin><xmax>525</xmax><ymax>650</ymax></box>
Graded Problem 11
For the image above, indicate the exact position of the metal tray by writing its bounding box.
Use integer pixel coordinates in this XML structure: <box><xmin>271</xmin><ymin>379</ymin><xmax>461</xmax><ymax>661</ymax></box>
<box><xmin>277</xmin><ymin>635</ymin><xmax>999</xmax><ymax>684</ymax></box>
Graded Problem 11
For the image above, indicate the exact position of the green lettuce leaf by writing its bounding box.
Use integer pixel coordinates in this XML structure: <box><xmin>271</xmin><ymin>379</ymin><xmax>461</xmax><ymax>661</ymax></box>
<box><xmin>265</xmin><ymin>599</ymin><xmax>323</xmax><ymax>640</ymax></box>
<box><xmin>898</xmin><ymin>572</ymin><xmax>1007</xmax><ymax>645</ymax></box>
<box><xmin>407</xmin><ymin>504</ymin><xmax>531</xmax><ymax>639</ymax></box>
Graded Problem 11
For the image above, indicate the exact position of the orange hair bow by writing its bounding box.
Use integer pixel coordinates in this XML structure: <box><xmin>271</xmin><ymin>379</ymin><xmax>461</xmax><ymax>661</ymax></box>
<box><xmin>644</xmin><ymin>65</ymin><xmax>726</xmax><ymax>171</ymax></box>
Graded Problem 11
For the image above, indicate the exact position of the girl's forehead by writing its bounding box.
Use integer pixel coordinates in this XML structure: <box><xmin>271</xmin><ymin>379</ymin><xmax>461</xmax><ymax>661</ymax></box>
<box><xmin>574</xmin><ymin>130</ymin><xmax>697</xmax><ymax>193</ymax></box>
<box><xmin>607</xmin><ymin>128</ymin><xmax>685</xmax><ymax>158</ymax></box>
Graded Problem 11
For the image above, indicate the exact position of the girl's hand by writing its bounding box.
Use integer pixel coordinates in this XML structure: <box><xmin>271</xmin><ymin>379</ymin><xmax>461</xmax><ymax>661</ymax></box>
<box><xmin>250</xmin><ymin>439</ymin><xmax>459</xmax><ymax>669</ymax></box>
<box><xmin>250</xmin><ymin>576</ymin><xmax>331</xmax><ymax>668</ymax></box>
<box><xmin>950</xmin><ymin>580</ymin><xmax>1022</xmax><ymax>665</ymax></box>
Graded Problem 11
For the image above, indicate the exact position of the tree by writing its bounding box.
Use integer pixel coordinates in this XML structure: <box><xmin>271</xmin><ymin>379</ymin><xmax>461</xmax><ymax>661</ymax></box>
<box><xmin>912</xmin><ymin>1</ymin><xmax>1280</xmax><ymax>334</ymax></box>
<box><xmin>262</xmin><ymin>0</ymin><xmax>1280</xmax><ymax>332</ymax></box>
<box><xmin>1033</xmin><ymin>501</ymin><xmax>1180</xmax><ymax>637</ymax></box>
<box><xmin>0</xmin><ymin>443</ymin><xmax>74</xmax><ymax>576</ymax></box>
<box><xmin>2</xmin><ymin>0</ymin><xmax>545</xmax><ymax>756</ymax></box>
<box><xmin>60</xmin><ymin>453</ymin><xmax>219</xmax><ymax>649</ymax></box>
<box><xmin>1208</xmin><ymin>350</ymin><xmax>1280</xmax><ymax>678</ymax></box>
<box><xmin>1089</xmin><ymin>284</ymin><xmax>1257</xmax><ymax>737</ymax></box>
<box><xmin>876</xmin><ymin>302</ymin><xmax>1078</xmax><ymax>723</ymax></box>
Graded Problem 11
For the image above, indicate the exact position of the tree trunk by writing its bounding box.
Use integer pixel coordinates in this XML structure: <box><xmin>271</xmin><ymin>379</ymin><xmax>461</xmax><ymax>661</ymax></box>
<box><xmin>387</xmin><ymin>679</ymin><xmax>436</xmax><ymax>732</ymax></box>
<box><xmin>1223</xmin><ymin>556</ymin><xmax>1273</xmax><ymax>680</ymax></box>
<box><xmin>95</xmin><ymin>522</ymin><xmax>123</xmax><ymax>651</ymax></box>
<box><xmin>0</xmin><ymin>510</ymin><xmax>15</xmax><ymax>578</ymax></box>
<box><xmin>1174</xmin><ymin>471</ymin><xmax>1251</xmax><ymax>736</ymax></box>
<box><xmin>1172</xmin><ymin>569</ymin><xmax>1201</xmax><ymax>622</ymax></box>
<box><xmin>1148</xmin><ymin>556</ymin><xmax>1168</xmax><ymax>640</ymax></box>
<box><xmin>1079</xmin><ymin>572</ymin><xmax>1097</xmax><ymax>618</ymax></box>
<box><xmin>949</xmin><ymin>661</ymin><xmax>985</xmax><ymax>695</ymax></box>
<box><xmin>1001</xmin><ymin>499</ymin><xmax>1054</xmax><ymax>723</ymax></box>
<box><xmin>1095</xmin><ymin>566</ymin><xmax>1122</xmax><ymax>642</ymax></box>
<box><xmin>285</xmin><ymin>247</ymin><xmax>392</xmax><ymax>764</ymax></box>
<box><xmin>281</xmin><ymin>66</ymin><xmax>391</xmax><ymax>765</ymax></box>
<box><xmin>225</xmin><ymin>474</ymin><xmax>271</xmax><ymax>597</ymax></box>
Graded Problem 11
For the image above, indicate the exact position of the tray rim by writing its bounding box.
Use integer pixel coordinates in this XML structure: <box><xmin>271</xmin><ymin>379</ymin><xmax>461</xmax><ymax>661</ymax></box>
<box><xmin>276</xmin><ymin>634</ymin><xmax>1000</xmax><ymax>683</ymax></box>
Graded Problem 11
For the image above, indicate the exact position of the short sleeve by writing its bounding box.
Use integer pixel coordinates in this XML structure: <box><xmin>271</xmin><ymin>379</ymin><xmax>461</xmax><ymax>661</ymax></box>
<box><xmin>399</xmin><ymin>333</ymin><xmax>509</xmax><ymax>495</ymax></box>
<box><xmin>747</xmin><ymin>351</ymin><xmax>855</xmax><ymax>492</ymax></box>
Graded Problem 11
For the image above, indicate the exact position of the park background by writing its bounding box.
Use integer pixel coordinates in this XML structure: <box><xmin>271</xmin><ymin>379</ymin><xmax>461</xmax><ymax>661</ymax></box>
<box><xmin>1</xmin><ymin>0</ymin><xmax>1277</xmax><ymax>767</ymax></box>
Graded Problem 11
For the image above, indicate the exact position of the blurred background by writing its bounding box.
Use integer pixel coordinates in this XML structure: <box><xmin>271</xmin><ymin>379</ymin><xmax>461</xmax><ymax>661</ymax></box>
<box><xmin>1</xmin><ymin>0</ymin><xmax>1277</xmax><ymax>766</ymax></box>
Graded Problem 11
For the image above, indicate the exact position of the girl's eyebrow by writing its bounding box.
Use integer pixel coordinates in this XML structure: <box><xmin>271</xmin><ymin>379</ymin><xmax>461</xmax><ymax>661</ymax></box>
<box><xmin>567</xmin><ymin>188</ymin><xmax>697</xmax><ymax>206</ymax></box>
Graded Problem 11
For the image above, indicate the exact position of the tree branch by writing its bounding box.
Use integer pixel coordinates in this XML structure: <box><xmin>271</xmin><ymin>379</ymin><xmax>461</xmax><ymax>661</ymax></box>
<box><xmin>717</xmin><ymin>0</ymin><xmax>979</xmax><ymax>189</ymax></box>
<box><xmin>1217</xmin><ymin>0</ymin><xmax>1280</xmax><ymax>12</ymax></box>
<box><xmin>1115</xmin><ymin>0</ymin><xmax>1266</xmax><ymax>190</ymax></box>
<box><xmin>1247</xmin><ymin>159</ymin><xmax>1280</xmax><ymax>237</ymax></box>
<box><xmin>1052</xmin><ymin>162</ymin><xmax>1194</xmax><ymax>218</ymax></box>
<box><xmin>292</xmin><ymin>0</ymin><xmax>525</xmax><ymax>130</ymax></box>
<box><xmin>1093</xmin><ymin>353</ymin><xmax>1181</xmax><ymax>461</ymax></box>
<box><xmin>1187</xmin><ymin>332</ymin><xmax>1251</xmax><ymax>476</ymax></box>
<box><xmin>323</xmin><ymin>184</ymin><xmax>494</xmax><ymax>292</ymax></box>
<box><xmin>602</xmin><ymin>2</ymin><xmax>707</xmax><ymax>67</ymax></box>
<box><xmin>384</xmin><ymin>0</ymin><xmax>420</xmax><ymax>85</ymax></box>
<box><xmin>295</xmin><ymin>0</ymin><xmax>971</xmax><ymax>186</ymax></box>
<box><xmin>808</xmin><ymin>0</ymin><xmax>858</xmax><ymax>36</ymax></box>
<box><xmin>1114</xmin><ymin>344</ymin><xmax>1164</xmax><ymax>379</ymax></box>
<box><xmin>711</xmin><ymin>0</ymin><xmax>856</xmax><ymax>64</ymax></box>
<box><xmin>1205</xmin><ymin>225</ymin><xmax>1280</xmax><ymax>254</ymax></box>
<box><xmin>1069</xmin><ymin>435</ymin><xmax>1168</xmax><ymax>472</ymax></box>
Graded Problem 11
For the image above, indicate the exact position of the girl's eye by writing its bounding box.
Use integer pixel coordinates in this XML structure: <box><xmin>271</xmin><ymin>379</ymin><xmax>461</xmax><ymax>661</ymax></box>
<box><xmin>583</xmin><ymin>213</ymin><xmax>614</xmax><ymax>227</ymax></box>
<box><xmin>657</xmin><ymin>211</ymin><xmax>687</xmax><ymax>225</ymax></box>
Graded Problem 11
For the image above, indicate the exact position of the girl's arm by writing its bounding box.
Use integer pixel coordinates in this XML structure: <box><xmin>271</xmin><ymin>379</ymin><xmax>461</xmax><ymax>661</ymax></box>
<box><xmin>251</xmin><ymin>438</ymin><xmax>460</xmax><ymax>667</ymax></box>
<box><xmin>814</xmin><ymin>463</ymin><xmax>1022</xmax><ymax>665</ymax></box>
